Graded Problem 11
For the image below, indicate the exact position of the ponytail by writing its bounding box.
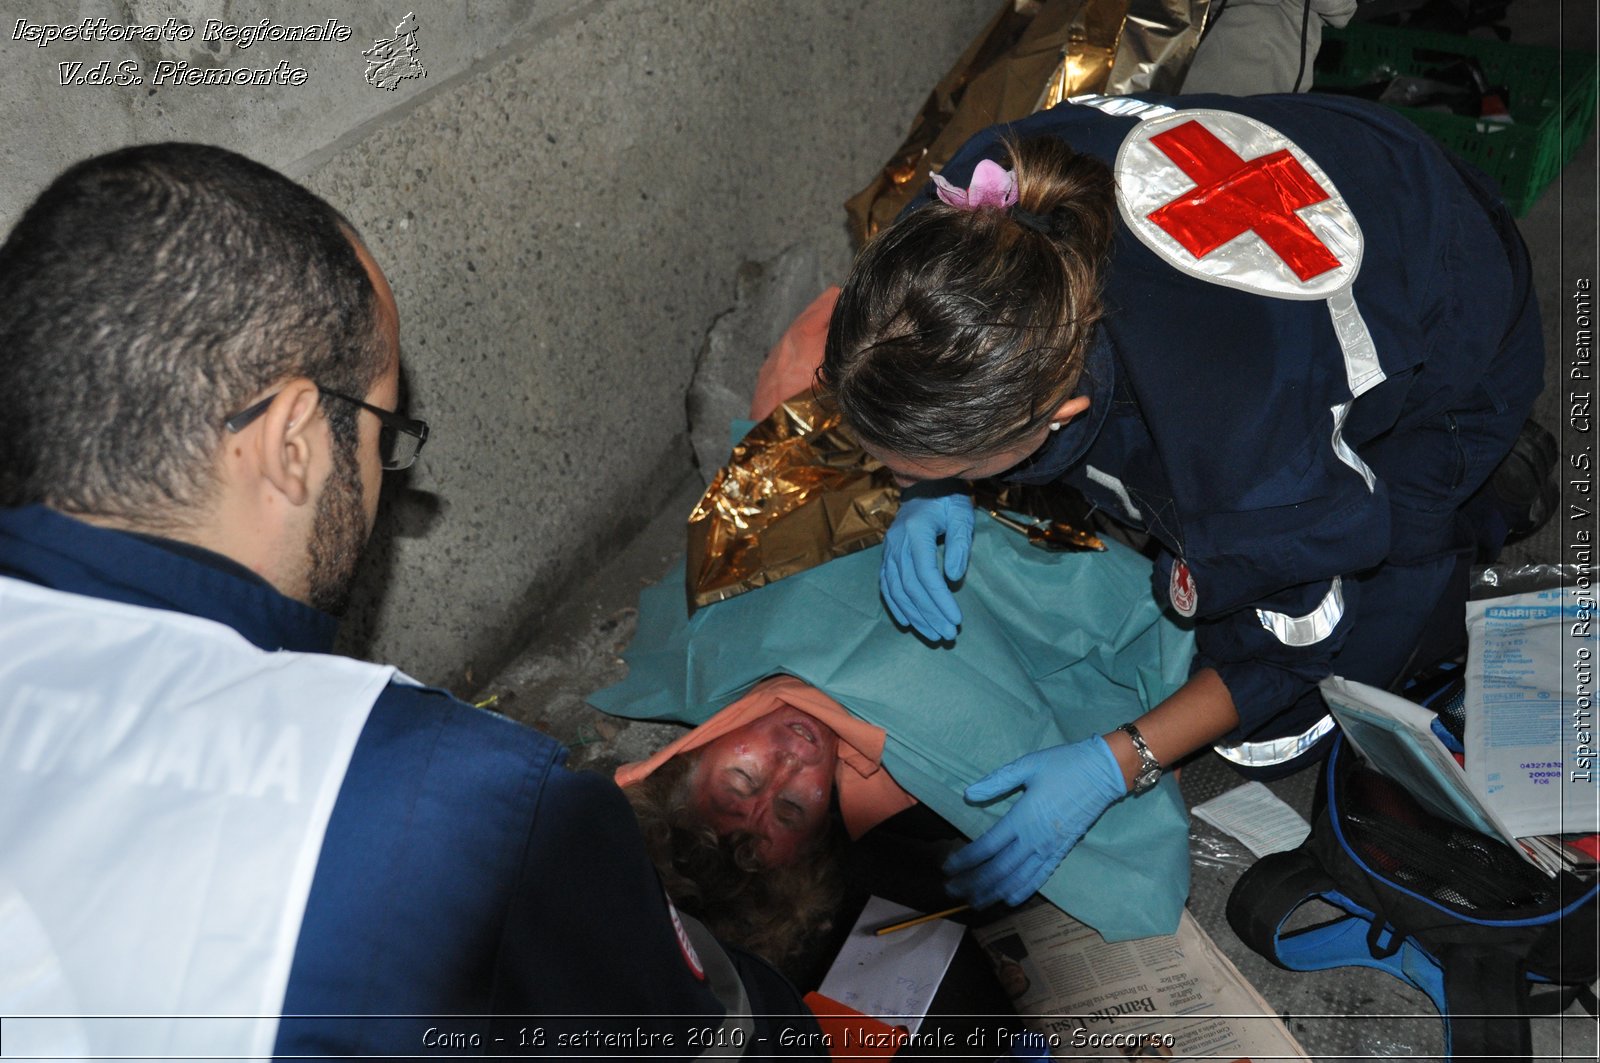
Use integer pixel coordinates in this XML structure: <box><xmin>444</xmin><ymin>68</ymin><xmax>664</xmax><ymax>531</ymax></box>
<box><xmin>821</xmin><ymin>136</ymin><xmax>1114</xmax><ymax>461</ymax></box>
<box><xmin>1008</xmin><ymin>135</ymin><xmax>1116</xmax><ymax>275</ymax></box>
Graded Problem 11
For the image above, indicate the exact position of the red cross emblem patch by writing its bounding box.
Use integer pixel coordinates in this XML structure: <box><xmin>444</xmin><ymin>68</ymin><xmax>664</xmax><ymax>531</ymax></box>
<box><xmin>1169</xmin><ymin>559</ymin><xmax>1198</xmax><ymax>618</ymax></box>
<box><xmin>1115</xmin><ymin>110</ymin><xmax>1362</xmax><ymax>300</ymax></box>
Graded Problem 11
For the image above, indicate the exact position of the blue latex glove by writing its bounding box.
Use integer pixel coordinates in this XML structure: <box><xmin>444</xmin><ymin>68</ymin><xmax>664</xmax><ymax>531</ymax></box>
<box><xmin>880</xmin><ymin>487</ymin><xmax>975</xmax><ymax>641</ymax></box>
<box><xmin>944</xmin><ymin>735</ymin><xmax>1127</xmax><ymax>909</ymax></box>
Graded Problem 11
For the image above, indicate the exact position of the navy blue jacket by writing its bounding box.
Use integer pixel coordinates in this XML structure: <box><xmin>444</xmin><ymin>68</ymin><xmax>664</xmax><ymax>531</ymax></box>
<box><xmin>0</xmin><ymin>505</ymin><xmax>819</xmax><ymax>1059</ymax></box>
<box><xmin>932</xmin><ymin>94</ymin><xmax>1542</xmax><ymax>738</ymax></box>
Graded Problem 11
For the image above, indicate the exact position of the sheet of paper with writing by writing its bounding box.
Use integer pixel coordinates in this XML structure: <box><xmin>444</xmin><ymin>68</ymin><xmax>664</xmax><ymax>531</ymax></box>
<box><xmin>817</xmin><ymin>896</ymin><xmax>965</xmax><ymax>1033</ymax></box>
<box><xmin>1192</xmin><ymin>781</ymin><xmax>1311</xmax><ymax>858</ymax></box>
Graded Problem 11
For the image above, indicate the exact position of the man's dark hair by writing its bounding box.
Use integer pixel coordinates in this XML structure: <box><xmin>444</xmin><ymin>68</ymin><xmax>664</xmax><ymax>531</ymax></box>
<box><xmin>0</xmin><ymin>142</ymin><xmax>387</xmax><ymax>524</ymax></box>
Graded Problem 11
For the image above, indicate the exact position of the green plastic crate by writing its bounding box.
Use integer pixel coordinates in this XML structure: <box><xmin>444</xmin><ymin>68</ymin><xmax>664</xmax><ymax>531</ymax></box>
<box><xmin>1313</xmin><ymin>23</ymin><xmax>1598</xmax><ymax>215</ymax></box>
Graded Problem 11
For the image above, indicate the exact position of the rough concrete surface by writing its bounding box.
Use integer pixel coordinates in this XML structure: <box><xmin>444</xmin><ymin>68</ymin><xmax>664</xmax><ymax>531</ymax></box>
<box><xmin>0</xmin><ymin>0</ymin><xmax>593</xmax><ymax>232</ymax></box>
<box><xmin>1</xmin><ymin>0</ymin><xmax>995</xmax><ymax>685</ymax></box>
<box><xmin>688</xmin><ymin>242</ymin><xmax>839</xmax><ymax>483</ymax></box>
<box><xmin>303</xmin><ymin>0</ymin><xmax>997</xmax><ymax>684</ymax></box>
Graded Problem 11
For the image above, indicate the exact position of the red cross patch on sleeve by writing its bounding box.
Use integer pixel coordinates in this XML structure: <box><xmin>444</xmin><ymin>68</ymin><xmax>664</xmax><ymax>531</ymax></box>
<box><xmin>1169</xmin><ymin>559</ymin><xmax>1198</xmax><ymax>618</ymax></box>
<box><xmin>1114</xmin><ymin>110</ymin><xmax>1363</xmax><ymax>300</ymax></box>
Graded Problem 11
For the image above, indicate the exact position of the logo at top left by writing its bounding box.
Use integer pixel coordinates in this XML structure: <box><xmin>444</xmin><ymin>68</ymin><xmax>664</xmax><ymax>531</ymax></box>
<box><xmin>364</xmin><ymin>12</ymin><xmax>426</xmax><ymax>91</ymax></box>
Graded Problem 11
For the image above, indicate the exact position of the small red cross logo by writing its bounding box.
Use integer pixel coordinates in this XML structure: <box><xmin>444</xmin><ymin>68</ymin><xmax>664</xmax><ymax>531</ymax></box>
<box><xmin>1146</xmin><ymin>120</ymin><xmax>1341</xmax><ymax>282</ymax></box>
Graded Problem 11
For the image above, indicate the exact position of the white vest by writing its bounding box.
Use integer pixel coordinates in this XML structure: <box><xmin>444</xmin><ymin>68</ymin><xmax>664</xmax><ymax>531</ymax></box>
<box><xmin>0</xmin><ymin>575</ymin><xmax>394</xmax><ymax>1060</ymax></box>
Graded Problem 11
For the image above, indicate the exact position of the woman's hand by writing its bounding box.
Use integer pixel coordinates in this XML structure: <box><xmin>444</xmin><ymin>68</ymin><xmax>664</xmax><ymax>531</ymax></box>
<box><xmin>880</xmin><ymin>487</ymin><xmax>975</xmax><ymax>642</ymax></box>
<box><xmin>943</xmin><ymin>735</ymin><xmax>1127</xmax><ymax>908</ymax></box>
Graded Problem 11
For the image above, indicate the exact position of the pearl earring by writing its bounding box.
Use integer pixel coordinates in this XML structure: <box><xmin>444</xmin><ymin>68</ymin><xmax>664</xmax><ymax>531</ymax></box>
<box><xmin>1049</xmin><ymin>422</ymin><xmax>1062</xmax><ymax>432</ymax></box>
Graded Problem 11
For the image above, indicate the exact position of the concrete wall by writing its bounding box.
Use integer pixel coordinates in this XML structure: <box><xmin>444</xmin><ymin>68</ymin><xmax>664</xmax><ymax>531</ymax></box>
<box><xmin>1</xmin><ymin>0</ymin><xmax>995</xmax><ymax>687</ymax></box>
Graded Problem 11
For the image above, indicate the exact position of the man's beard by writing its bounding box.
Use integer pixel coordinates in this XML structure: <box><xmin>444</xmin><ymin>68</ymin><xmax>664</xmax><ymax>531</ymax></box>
<box><xmin>306</xmin><ymin>439</ymin><xmax>368</xmax><ymax>616</ymax></box>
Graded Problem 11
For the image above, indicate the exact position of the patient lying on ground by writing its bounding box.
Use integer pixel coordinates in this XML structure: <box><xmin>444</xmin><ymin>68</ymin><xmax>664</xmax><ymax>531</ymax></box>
<box><xmin>596</xmin><ymin>510</ymin><xmax>1199</xmax><ymax>957</ymax></box>
<box><xmin>671</xmin><ymin>698</ymin><xmax>837</xmax><ymax>864</ymax></box>
<box><xmin>599</xmin><ymin>290</ymin><xmax>1198</xmax><ymax>971</ymax></box>
<box><xmin>619</xmin><ymin>676</ymin><xmax>914</xmax><ymax>968</ymax></box>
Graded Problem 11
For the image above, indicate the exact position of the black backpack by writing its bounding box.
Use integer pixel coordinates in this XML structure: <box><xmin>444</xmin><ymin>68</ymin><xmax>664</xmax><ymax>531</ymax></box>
<box><xmin>1226</xmin><ymin>732</ymin><xmax>1598</xmax><ymax>1061</ymax></box>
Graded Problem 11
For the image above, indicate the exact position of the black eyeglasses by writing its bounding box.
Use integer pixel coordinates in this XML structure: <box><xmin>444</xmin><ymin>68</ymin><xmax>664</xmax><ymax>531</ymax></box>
<box><xmin>224</xmin><ymin>387</ymin><xmax>430</xmax><ymax>471</ymax></box>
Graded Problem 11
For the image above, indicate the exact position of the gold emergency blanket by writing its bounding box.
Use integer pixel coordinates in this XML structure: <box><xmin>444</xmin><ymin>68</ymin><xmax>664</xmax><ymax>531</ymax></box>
<box><xmin>687</xmin><ymin>396</ymin><xmax>898</xmax><ymax>611</ymax></box>
<box><xmin>686</xmin><ymin>395</ymin><xmax>1103</xmax><ymax>611</ymax></box>
<box><xmin>846</xmin><ymin>0</ymin><xmax>1211</xmax><ymax>243</ymax></box>
<box><xmin>688</xmin><ymin>0</ymin><xmax>1210</xmax><ymax>608</ymax></box>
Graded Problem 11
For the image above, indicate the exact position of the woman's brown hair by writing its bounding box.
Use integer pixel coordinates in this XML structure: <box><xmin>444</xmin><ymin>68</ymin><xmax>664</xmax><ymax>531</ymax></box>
<box><xmin>624</xmin><ymin>753</ymin><xmax>844</xmax><ymax>976</ymax></box>
<box><xmin>820</xmin><ymin>136</ymin><xmax>1115</xmax><ymax>460</ymax></box>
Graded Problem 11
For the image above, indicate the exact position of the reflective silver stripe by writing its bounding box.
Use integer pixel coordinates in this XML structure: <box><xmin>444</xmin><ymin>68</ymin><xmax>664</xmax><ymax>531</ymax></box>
<box><xmin>1324</xmin><ymin>288</ymin><xmax>1382</xmax><ymax>496</ymax></box>
<box><xmin>1326</xmin><ymin>288</ymin><xmax>1385</xmax><ymax>398</ymax></box>
<box><xmin>1085</xmin><ymin>464</ymin><xmax>1144</xmax><ymax>521</ymax></box>
<box><xmin>1256</xmin><ymin>577</ymin><xmax>1344</xmax><ymax>647</ymax></box>
<box><xmin>1213</xmin><ymin>713</ymin><xmax>1337</xmax><ymax>768</ymax></box>
<box><xmin>1067</xmin><ymin>93</ymin><xmax>1176</xmax><ymax>121</ymax></box>
<box><xmin>1329</xmin><ymin>400</ymin><xmax>1377</xmax><ymax>492</ymax></box>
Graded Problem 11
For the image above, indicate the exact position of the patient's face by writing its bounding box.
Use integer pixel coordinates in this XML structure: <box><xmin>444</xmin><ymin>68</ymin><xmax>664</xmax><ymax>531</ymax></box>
<box><xmin>689</xmin><ymin>705</ymin><xmax>839</xmax><ymax>866</ymax></box>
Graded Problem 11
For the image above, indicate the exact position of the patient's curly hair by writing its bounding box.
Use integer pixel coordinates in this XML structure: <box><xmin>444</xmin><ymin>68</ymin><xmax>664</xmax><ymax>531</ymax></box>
<box><xmin>625</xmin><ymin>753</ymin><xmax>845</xmax><ymax>974</ymax></box>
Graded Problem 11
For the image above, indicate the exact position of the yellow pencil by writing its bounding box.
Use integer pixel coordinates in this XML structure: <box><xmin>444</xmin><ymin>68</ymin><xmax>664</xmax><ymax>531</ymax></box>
<box><xmin>872</xmin><ymin>904</ymin><xmax>970</xmax><ymax>936</ymax></box>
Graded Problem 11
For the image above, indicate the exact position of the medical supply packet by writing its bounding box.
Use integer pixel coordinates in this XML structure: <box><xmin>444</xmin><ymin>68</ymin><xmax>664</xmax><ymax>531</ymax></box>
<box><xmin>1465</xmin><ymin>585</ymin><xmax>1597</xmax><ymax>840</ymax></box>
<box><xmin>1321</xmin><ymin>676</ymin><xmax>1513</xmax><ymax>843</ymax></box>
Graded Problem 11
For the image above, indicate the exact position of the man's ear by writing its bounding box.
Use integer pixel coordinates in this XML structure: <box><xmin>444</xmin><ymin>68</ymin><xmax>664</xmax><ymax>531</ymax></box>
<box><xmin>250</xmin><ymin>380</ymin><xmax>324</xmax><ymax>507</ymax></box>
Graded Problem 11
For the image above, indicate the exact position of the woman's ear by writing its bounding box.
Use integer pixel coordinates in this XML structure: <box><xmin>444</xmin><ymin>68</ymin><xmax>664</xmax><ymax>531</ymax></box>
<box><xmin>1049</xmin><ymin>395</ymin><xmax>1091</xmax><ymax>429</ymax></box>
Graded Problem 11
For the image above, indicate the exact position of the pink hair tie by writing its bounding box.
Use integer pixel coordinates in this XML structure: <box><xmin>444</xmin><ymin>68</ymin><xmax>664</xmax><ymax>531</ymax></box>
<box><xmin>931</xmin><ymin>159</ymin><xmax>1017</xmax><ymax>210</ymax></box>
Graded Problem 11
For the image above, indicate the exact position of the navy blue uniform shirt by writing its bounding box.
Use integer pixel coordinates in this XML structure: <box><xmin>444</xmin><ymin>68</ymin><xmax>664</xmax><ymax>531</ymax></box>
<box><xmin>0</xmin><ymin>505</ymin><xmax>821</xmax><ymax>1059</ymax></box>
<box><xmin>931</xmin><ymin>94</ymin><xmax>1542</xmax><ymax>739</ymax></box>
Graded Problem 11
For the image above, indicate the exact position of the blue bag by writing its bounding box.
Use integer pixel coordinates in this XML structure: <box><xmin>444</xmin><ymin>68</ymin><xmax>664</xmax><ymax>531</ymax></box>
<box><xmin>1227</xmin><ymin>730</ymin><xmax>1598</xmax><ymax>1061</ymax></box>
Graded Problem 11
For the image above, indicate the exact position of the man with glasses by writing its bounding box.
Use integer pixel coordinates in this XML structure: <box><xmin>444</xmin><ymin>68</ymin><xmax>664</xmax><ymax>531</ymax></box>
<box><xmin>0</xmin><ymin>144</ymin><xmax>820</xmax><ymax>1059</ymax></box>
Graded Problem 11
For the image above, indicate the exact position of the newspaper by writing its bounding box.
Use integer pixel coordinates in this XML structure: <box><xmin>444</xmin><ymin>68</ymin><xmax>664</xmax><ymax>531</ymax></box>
<box><xmin>974</xmin><ymin>903</ymin><xmax>1309</xmax><ymax>1060</ymax></box>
